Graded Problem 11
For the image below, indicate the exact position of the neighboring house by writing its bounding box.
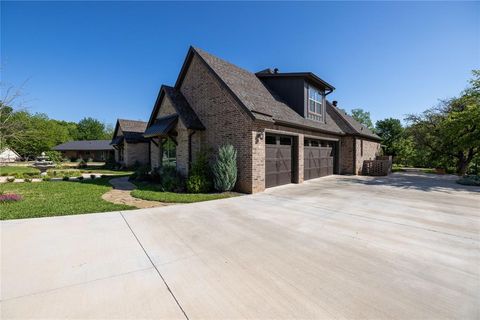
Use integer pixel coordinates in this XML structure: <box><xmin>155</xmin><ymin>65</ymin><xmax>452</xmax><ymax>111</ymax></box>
<box><xmin>144</xmin><ymin>46</ymin><xmax>381</xmax><ymax>193</ymax></box>
<box><xmin>53</xmin><ymin>140</ymin><xmax>114</xmax><ymax>161</ymax></box>
<box><xmin>110</xmin><ymin>119</ymin><xmax>149</xmax><ymax>167</ymax></box>
<box><xmin>0</xmin><ymin>147</ymin><xmax>21</xmax><ymax>163</ymax></box>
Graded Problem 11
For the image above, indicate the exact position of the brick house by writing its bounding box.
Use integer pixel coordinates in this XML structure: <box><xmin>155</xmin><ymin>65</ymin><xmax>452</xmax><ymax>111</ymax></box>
<box><xmin>110</xmin><ymin>119</ymin><xmax>149</xmax><ymax>167</ymax></box>
<box><xmin>53</xmin><ymin>140</ymin><xmax>114</xmax><ymax>162</ymax></box>
<box><xmin>144</xmin><ymin>47</ymin><xmax>381</xmax><ymax>193</ymax></box>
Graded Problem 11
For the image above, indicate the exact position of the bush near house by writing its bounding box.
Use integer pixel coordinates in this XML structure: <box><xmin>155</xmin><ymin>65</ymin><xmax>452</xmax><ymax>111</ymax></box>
<box><xmin>186</xmin><ymin>151</ymin><xmax>212</xmax><ymax>193</ymax></box>
<box><xmin>212</xmin><ymin>145</ymin><xmax>237</xmax><ymax>192</ymax></box>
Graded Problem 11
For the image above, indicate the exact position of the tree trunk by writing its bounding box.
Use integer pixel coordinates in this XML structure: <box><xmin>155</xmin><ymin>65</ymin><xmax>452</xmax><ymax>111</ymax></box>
<box><xmin>456</xmin><ymin>149</ymin><xmax>474</xmax><ymax>176</ymax></box>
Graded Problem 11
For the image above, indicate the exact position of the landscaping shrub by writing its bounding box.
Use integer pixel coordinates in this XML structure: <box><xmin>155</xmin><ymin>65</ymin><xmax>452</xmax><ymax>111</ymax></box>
<box><xmin>78</xmin><ymin>159</ymin><xmax>88</xmax><ymax>168</ymax></box>
<box><xmin>23</xmin><ymin>172</ymin><xmax>41</xmax><ymax>178</ymax></box>
<box><xmin>186</xmin><ymin>151</ymin><xmax>212</xmax><ymax>193</ymax></box>
<box><xmin>45</xmin><ymin>151</ymin><xmax>63</xmax><ymax>163</ymax></box>
<box><xmin>43</xmin><ymin>176</ymin><xmax>51</xmax><ymax>181</ymax></box>
<box><xmin>62</xmin><ymin>176</ymin><xmax>70</xmax><ymax>181</ymax></box>
<box><xmin>87</xmin><ymin>158</ymin><xmax>93</xmax><ymax>163</ymax></box>
<box><xmin>1</xmin><ymin>172</ymin><xmax>8</xmax><ymax>176</ymax></box>
<box><xmin>457</xmin><ymin>175</ymin><xmax>480</xmax><ymax>186</ymax></box>
<box><xmin>77</xmin><ymin>176</ymin><xmax>84</xmax><ymax>181</ymax></box>
<box><xmin>24</xmin><ymin>178</ymin><xmax>32</xmax><ymax>183</ymax></box>
<box><xmin>0</xmin><ymin>193</ymin><xmax>22</xmax><ymax>203</ymax></box>
<box><xmin>6</xmin><ymin>177</ymin><xmax>15</xmax><ymax>183</ymax></box>
<box><xmin>186</xmin><ymin>175</ymin><xmax>210</xmax><ymax>193</ymax></box>
<box><xmin>90</xmin><ymin>174</ymin><xmax>96</xmax><ymax>179</ymax></box>
<box><xmin>161</xmin><ymin>166</ymin><xmax>185</xmax><ymax>192</ymax></box>
<box><xmin>131</xmin><ymin>165</ymin><xmax>151</xmax><ymax>182</ymax></box>
<box><xmin>212</xmin><ymin>144</ymin><xmax>237</xmax><ymax>192</ymax></box>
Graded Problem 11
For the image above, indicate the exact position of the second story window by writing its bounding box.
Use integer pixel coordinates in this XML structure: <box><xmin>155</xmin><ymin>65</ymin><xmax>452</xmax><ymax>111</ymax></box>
<box><xmin>307</xmin><ymin>86</ymin><xmax>324</xmax><ymax>121</ymax></box>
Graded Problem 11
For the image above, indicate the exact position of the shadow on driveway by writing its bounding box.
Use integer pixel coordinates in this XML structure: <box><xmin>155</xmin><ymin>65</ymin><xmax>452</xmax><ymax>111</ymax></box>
<box><xmin>339</xmin><ymin>172</ymin><xmax>480</xmax><ymax>194</ymax></box>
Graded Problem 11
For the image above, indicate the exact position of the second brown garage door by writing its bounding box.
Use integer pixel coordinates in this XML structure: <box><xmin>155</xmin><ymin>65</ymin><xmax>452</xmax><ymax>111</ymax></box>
<box><xmin>304</xmin><ymin>139</ymin><xmax>334</xmax><ymax>180</ymax></box>
<box><xmin>265</xmin><ymin>135</ymin><xmax>293</xmax><ymax>188</ymax></box>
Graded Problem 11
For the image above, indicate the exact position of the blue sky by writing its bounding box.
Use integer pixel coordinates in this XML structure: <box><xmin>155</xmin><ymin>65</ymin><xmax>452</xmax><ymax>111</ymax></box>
<box><xmin>1</xmin><ymin>1</ymin><xmax>478</xmax><ymax>126</ymax></box>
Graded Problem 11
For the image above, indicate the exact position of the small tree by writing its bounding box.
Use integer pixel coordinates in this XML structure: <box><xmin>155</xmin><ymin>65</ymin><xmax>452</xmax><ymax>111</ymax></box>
<box><xmin>375</xmin><ymin>118</ymin><xmax>404</xmax><ymax>157</ymax></box>
<box><xmin>212</xmin><ymin>145</ymin><xmax>237</xmax><ymax>192</ymax></box>
<box><xmin>351</xmin><ymin>108</ymin><xmax>374</xmax><ymax>131</ymax></box>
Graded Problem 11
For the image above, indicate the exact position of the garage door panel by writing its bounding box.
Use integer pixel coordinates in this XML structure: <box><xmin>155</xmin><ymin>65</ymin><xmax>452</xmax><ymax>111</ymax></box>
<box><xmin>265</xmin><ymin>136</ymin><xmax>293</xmax><ymax>188</ymax></box>
<box><xmin>304</xmin><ymin>142</ymin><xmax>335</xmax><ymax>180</ymax></box>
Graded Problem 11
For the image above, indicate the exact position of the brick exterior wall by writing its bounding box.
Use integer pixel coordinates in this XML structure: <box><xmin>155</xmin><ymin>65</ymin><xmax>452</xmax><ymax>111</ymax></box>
<box><xmin>150</xmin><ymin>139</ymin><xmax>161</xmax><ymax>169</ymax></box>
<box><xmin>355</xmin><ymin>138</ymin><xmax>381</xmax><ymax>175</ymax></box>
<box><xmin>179</xmin><ymin>55</ymin><xmax>254</xmax><ymax>193</ymax></box>
<box><xmin>340</xmin><ymin>136</ymin><xmax>355</xmax><ymax>174</ymax></box>
<box><xmin>153</xmin><ymin>94</ymin><xmax>190</xmax><ymax>177</ymax></box>
<box><xmin>123</xmin><ymin>142</ymin><xmax>149</xmax><ymax>167</ymax></box>
<box><xmin>61</xmin><ymin>150</ymin><xmax>112</xmax><ymax>162</ymax></box>
<box><xmin>146</xmin><ymin>52</ymin><xmax>381</xmax><ymax>193</ymax></box>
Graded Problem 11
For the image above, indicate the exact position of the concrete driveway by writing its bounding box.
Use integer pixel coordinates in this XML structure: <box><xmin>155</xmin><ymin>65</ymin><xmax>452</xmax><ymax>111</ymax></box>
<box><xmin>1</xmin><ymin>173</ymin><xmax>479</xmax><ymax>319</ymax></box>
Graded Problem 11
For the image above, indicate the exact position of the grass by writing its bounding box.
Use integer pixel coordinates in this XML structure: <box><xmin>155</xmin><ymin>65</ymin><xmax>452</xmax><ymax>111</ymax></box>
<box><xmin>0</xmin><ymin>178</ymin><xmax>133</xmax><ymax>220</ymax></box>
<box><xmin>0</xmin><ymin>166</ymin><xmax>38</xmax><ymax>175</ymax></box>
<box><xmin>391</xmin><ymin>165</ymin><xmax>439</xmax><ymax>174</ymax></box>
<box><xmin>131</xmin><ymin>182</ymin><xmax>238</xmax><ymax>203</ymax></box>
<box><xmin>0</xmin><ymin>165</ymin><xmax>133</xmax><ymax>177</ymax></box>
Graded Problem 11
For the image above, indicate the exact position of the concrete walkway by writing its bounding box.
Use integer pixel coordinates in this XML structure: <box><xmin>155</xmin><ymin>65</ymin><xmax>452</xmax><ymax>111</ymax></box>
<box><xmin>102</xmin><ymin>176</ymin><xmax>167</xmax><ymax>209</ymax></box>
<box><xmin>2</xmin><ymin>173</ymin><xmax>479</xmax><ymax>319</ymax></box>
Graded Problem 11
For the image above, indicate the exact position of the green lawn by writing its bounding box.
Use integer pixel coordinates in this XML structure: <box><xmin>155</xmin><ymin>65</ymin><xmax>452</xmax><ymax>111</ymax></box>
<box><xmin>0</xmin><ymin>166</ymin><xmax>38</xmax><ymax>175</ymax></box>
<box><xmin>0</xmin><ymin>178</ymin><xmax>133</xmax><ymax>220</ymax></box>
<box><xmin>0</xmin><ymin>165</ymin><xmax>133</xmax><ymax>177</ymax></box>
<box><xmin>131</xmin><ymin>182</ymin><xmax>238</xmax><ymax>203</ymax></box>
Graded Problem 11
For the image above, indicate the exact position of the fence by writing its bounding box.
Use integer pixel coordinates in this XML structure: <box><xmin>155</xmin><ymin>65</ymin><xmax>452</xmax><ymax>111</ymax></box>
<box><xmin>362</xmin><ymin>156</ymin><xmax>392</xmax><ymax>176</ymax></box>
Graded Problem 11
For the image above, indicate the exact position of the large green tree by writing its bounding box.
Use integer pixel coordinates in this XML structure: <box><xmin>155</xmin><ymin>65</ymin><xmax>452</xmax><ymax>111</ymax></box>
<box><xmin>76</xmin><ymin>117</ymin><xmax>109</xmax><ymax>140</ymax></box>
<box><xmin>11</xmin><ymin>112</ymin><xmax>75</xmax><ymax>158</ymax></box>
<box><xmin>406</xmin><ymin>70</ymin><xmax>480</xmax><ymax>175</ymax></box>
<box><xmin>375</xmin><ymin>118</ymin><xmax>403</xmax><ymax>156</ymax></box>
<box><xmin>351</xmin><ymin>108</ymin><xmax>374</xmax><ymax>131</ymax></box>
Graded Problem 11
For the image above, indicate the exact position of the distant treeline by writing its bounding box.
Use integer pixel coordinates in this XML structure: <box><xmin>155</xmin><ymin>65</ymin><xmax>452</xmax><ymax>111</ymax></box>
<box><xmin>0</xmin><ymin>105</ymin><xmax>113</xmax><ymax>159</ymax></box>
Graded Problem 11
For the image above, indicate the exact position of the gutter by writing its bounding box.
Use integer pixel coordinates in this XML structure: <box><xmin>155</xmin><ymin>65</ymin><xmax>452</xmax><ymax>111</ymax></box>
<box><xmin>188</xmin><ymin>130</ymin><xmax>196</xmax><ymax>170</ymax></box>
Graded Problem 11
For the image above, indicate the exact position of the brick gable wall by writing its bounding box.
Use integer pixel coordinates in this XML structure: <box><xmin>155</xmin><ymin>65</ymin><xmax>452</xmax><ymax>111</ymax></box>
<box><xmin>179</xmin><ymin>54</ymin><xmax>255</xmax><ymax>193</ymax></box>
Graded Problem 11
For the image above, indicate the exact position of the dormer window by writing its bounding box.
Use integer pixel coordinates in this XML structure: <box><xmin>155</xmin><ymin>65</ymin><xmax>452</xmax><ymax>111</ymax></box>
<box><xmin>307</xmin><ymin>86</ymin><xmax>325</xmax><ymax>122</ymax></box>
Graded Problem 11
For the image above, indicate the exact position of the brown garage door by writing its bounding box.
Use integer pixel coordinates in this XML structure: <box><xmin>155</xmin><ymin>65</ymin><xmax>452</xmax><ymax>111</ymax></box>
<box><xmin>265</xmin><ymin>135</ymin><xmax>293</xmax><ymax>188</ymax></box>
<box><xmin>304</xmin><ymin>139</ymin><xmax>334</xmax><ymax>180</ymax></box>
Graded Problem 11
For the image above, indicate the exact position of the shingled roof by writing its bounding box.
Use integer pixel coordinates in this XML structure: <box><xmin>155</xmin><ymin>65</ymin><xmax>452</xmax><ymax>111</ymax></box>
<box><xmin>327</xmin><ymin>102</ymin><xmax>380</xmax><ymax>139</ymax></box>
<box><xmin>111</xmin><ymin>119</ymin><xmax>149</xmax><ymax>144</ymax></box>
<box><xmin>117</xmin><ymin>119</ymin><xmax>147</xmax><ymax>133</ymax></box>
<box><xmin>176</xmin><ymin>47</ymin><xmax>381</xmax><ymax>138</ymax></box>
<box><xmin>147</xmin><ymin>85</ymin><xmax>205</xmax><ymax>130</ymax></box>
<box><xmin>53</xmin><ymin>140</ymin><xmax>114</xmax><ymax>151</ymax></box>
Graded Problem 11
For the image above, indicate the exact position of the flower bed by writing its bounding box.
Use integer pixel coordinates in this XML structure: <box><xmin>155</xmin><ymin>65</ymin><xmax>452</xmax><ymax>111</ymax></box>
<box><xmin>0</xmin><ymin>193</ymin><xmax>22</xmax><ymax>203</ymax></box>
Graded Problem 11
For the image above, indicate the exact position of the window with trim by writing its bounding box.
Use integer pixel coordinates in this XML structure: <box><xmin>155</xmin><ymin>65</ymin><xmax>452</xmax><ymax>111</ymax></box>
<box><xmin>307</xmin><ymin>86</ymin><xmax>324</xmax><ymax>122</ymax></box>
<box><xmin>162</xmin><ymin>137</ymin><xmax>176</xmax><ymax>167</ymax></box>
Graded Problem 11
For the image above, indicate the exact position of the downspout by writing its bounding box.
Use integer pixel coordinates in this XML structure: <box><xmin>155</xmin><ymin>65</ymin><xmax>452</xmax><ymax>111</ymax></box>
<box><xmin>148</xmin><ymin>139</ymin><xmax>151</xmax><ymax>166</ymax></box>
<box><xmin>188</xmin><ymin>130</ymin><xmax>196</xmax><ymax>171</ymax></box>
<box><xmin>353</xmin><ymin>137</ymin><xmax>357</xmax><ymax>175</ymax></box>
<box><xmin>324</xmin><ymin>88</ymin><xmax>334</xmax><ymax>124</ymax></box>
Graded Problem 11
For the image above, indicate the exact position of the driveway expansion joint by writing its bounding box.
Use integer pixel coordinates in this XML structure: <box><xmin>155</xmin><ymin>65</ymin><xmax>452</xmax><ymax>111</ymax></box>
<box><xmin>119</xmin><ymin>211</ymin><xmax>190</xmax><ymax>320</ymax></box>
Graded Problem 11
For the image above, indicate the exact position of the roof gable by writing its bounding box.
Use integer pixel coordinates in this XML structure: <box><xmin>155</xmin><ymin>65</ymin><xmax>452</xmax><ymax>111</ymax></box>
<box><xmin>170</xmin><ymin>46</ymin><xmax>380</xmax><ymax>138</ymax></box>
<box><xmin>112</xmin><ymin>119</ymin><xmax>148</xmax><ymax>139</ymax></box>
<box><xmin>177</xmin><ymin>47</ymin><xmax>345</xmax><ymax>135</ymax></box>
<box><xmin>147</xmin><ymin>85</ymin><xmax>204</xmax><ymax>131</ymax></box>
